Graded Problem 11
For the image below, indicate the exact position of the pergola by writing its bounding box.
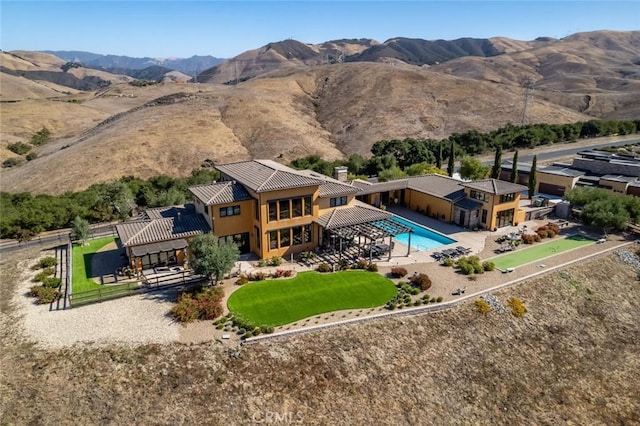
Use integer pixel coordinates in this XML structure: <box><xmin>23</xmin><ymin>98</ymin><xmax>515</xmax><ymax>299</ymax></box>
<box><xmin>316</xmin><ymin>205</ymin><xmax>413</xmax><ymax>262</ymax></box>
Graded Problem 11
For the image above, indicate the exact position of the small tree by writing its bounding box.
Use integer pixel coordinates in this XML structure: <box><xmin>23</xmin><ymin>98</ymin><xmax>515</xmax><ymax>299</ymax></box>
<box><xmin>436</xmin><ymin>142</ymin><xmax>443</xmax><ymax>170</ymax></box>
<box><xmin>528</xmin><ymin>155</ymin><xmax>537</xmax><ymax>199</ymax></box>
<box><xmin>460</xmin><ymin>157</ymin><xmax>490</xmax><ymax>180</ymax></box>
<box><xmin>72</xmin><ymin>216</ymin><xmax>90</xmax><ymax>245</ymax></box>
<box><xmin>447</xmin><ymin>140</ymin><xmax>455</xmax><ymax>177</ymax></box>
<box><xmin>490</xmin><ymin>145</ymin><xmax>502</xmax><ymax>179</ymax></box>
<box><xmin>189</xmin><ymin>234</ymin><xmax>239</xmax><ymax>285</ymax></box>
<box><xmin>509</xmin><ymin>150</ymin><xmax>519</xmax><ymax>183</ymax></box>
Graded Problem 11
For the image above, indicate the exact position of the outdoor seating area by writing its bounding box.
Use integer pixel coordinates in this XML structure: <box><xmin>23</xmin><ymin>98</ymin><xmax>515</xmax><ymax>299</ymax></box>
<box><xmin>431</xmin><ymin>246</ymin><xmax>472</xmax><ymax>261</ymax></box>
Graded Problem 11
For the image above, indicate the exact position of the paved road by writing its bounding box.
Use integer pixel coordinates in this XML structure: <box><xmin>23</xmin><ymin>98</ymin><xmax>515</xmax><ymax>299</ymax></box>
<box><xmin>519</xmin><ymin>137</ymin><xmax>640</xmax><ymax>163</ymax></box>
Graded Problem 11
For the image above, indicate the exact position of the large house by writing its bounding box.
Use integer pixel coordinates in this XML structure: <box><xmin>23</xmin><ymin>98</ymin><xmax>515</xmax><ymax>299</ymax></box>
<box><xmin>116</xmin><ymin>160</ymin><xmax>527</xmax><ymax>268</ymax></box>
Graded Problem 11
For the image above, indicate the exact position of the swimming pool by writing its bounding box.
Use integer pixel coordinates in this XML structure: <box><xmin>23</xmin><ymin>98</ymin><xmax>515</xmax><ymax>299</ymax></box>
<box><xmin>391</xmin><ymin>216</ymin><xmax>456</xmax><ymax>251</ymax></box>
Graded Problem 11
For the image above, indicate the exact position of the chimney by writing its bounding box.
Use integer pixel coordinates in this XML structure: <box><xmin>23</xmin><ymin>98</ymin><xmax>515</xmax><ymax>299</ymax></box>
<box><xmin>334</xmin><ymin>166</ymin><xmax>348</xmax><ymax>182</ymax></box>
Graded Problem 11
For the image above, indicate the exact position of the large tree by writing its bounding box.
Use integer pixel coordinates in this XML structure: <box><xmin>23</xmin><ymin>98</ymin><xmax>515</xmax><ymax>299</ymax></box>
<box><xmin>491</xmin><ymin>145</ymin><xmax>502</xmax><ymax>179</ymax></box>
<box><xmin>528</xmin><ymin>155</ymin><xmax>537</xmax><ymax>199</ymax></box>
<box><xmin>436</xmin><ymin>142</ymin><xmax>443</xmax><ymax>170</ymax></box>
<box><xmin>189</xmin><ymin>234</ymin><xmax>240</xmax><ymax>285</ymax></box>
<box><xmin>460</xmin><ymin>157</ymin><xmax>490</xmax><ymax>180</ymax></box>
<box><xmin>72</xmin><ymin>216</ymin><xmax>90</xmax><ymax>245</ymax></box>
<box><xmin>509</xmin><ymin>150</ymin><xmax>519</xmax><ymax>183</ymax></box>
<box><xmin>447</xmin><ymin>141</ymin><xmax>455</xmax><ymax>177</ymax></box>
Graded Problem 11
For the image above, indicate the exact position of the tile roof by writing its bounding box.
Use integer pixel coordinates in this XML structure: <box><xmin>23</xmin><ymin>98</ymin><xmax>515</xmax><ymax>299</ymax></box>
<box><xmin>189</xmin><ymin>182</ymin><xmax>252</xmax><ymax>205</ymax></box>
<box><xmin>600</xmin><ymin>175</ymin><xmax>638</xmax><ymax>183</ymax></box>
<box><xmin>315</xmin><ymin>205</ymin><xmax>391</xmax><ymax>230</ymax></box>
<box><xmin>215</xmin><ymin>160</ymin><xmax>323</xmax><ymax>193</ymax></box>
<box><xmin>144</xmin><ymin>204</ymin><xmax>196</xmax><ymax>220</ymax></box>
<box><xmin>462</xmin><ymin>179</ymin><xmax>527</xmax><ymax>195</ymax></box>
<box><xmin>406</xmin><ymin>175</ymin><xmax>466</xmax><ymax>200</ymax></box>
<box><xmin>295</xmin><ymin>169</ymin><xmax>359</xmax><ymax>197</ymax></box>
<box><xmin>116</xmin><ymin>214</ymin><xmax>210</xmax><ymax>247</ymax></box>
<box><xmin>352</xmin><ymin>178</ymin><xmax>409</xmax><ymax>195</ymax></box>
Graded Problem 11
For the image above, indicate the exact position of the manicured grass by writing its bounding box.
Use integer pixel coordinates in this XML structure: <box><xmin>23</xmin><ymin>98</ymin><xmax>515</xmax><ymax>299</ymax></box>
<box><xmin>227</xmin><ymin>270</ymin><xmax>397</xmax><ymax>326</ymax></box>
<box><xmin>72</xmin><ymin>236</ymin><xmax>117</xmax><ymax>292</ymax></box>
<box><xmin>492</xmin><ymin>235</ymin><xmax>595</xmax><ymax>270</ymax></box>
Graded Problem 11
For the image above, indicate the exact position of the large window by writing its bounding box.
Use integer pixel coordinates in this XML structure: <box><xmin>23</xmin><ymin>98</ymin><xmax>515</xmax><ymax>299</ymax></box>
<box><xmin>496</xmin><ymin>209</ymin><xmax>514</xmax><ymax>228</ymax></box>
<box><xmin>254</xmin><ymin>200</ymin><xmax>259</xmax><ymax>220</ymax></box>
<box><xmin>292</xmin><ymin>198</ymin><xmax>302</xmax><ymax>218</ymax></box>
<box><xmin>269</xmin><ymin>230</ymin><xmax>278</xmax><ymax>249</ymax></box>
<box><xmin>279</xmin><ymin>200</ymin><xmax>290</xmax><ymax>220</ymax></box>
<box><xmin>470</xmin><ymin>190</ymin><xmax>488</xmax><ymax>203</ymax></box>
<box><xmin>280</xmin><ymin>228</ymin><xmax>290</xmax><ymax>247</ymax></box>
<box><xmin>481</xmin><ymin>209</ymin><xmax>488</xmax><ymax>224</ymax></box>
<box><xmin>303</xmin><ymin>225</ymin><xmax>311</xmax><ymax>243</ymax></box>
<box><xmin>292</xmin><ymin>226</ymin><xmax>302</xmax><ymax>245</ymax></box>
<box><xmin>330</xmin><ymin>196</ymin><xmax>348</xmax><ymax>207</ymax></box>
<box><xmin>219</xmin><ymin>205</ymin><xmax>241</xmax><ymax>217</ymax></box>
<box><xmin>499</xmin><ymin>193</ymin><xmax>515</xmax><ymax>203</ymax></box>
<box><xmin>269</xmin><ymin>201</ymin><xmax>278</xmax><ymax>222</ymax></box>
<box><xmin>255</xmin><ymin>226</ymin><xmax>261</xmax><ymax>249</ymax></box>
<box><xmin>220</xmin><ymin>232</ymin><xmax>250</xmax><ymax>254</ymax></box>
<box><xmin>304</xmin><ymin>196</ymin><xmax>312</xmax><ymax>216</ymax></box>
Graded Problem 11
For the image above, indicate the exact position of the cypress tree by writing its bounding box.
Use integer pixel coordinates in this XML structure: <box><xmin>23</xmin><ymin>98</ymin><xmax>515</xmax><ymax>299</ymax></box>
<box><xmin>509</xmin><ymin>150</ymin><xmax>519</xmax><ymax>183</ymax></box>
<box><xmin>436</xmin><ymin>142</ymin><xmax>443</xmax><ymax>170</ymax></box>
<box><xmin>528</xmin><ymin>155</ymin><xmax>537</xmax><ymax>199</ymax></box>
<box><xmin>447</xmin><ymin>141</ymin><xmax>455</xmax><ymax>177</ymax></box>
<box><xmin>491</xmin><ymin>145</ymin><xmax>502</xmax><ymax>179</ymax></box>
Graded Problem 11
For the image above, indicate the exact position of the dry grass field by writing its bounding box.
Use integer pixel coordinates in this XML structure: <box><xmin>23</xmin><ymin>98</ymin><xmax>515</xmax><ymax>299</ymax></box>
<box><xmin>1</xmin><ymin>244</ymin><xmax>638</xmax><ymax>425</ymax></box>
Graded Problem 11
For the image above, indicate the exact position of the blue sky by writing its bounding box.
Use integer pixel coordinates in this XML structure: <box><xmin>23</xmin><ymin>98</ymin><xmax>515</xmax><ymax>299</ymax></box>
<box><xmin>1</xmin><ymin>1</ymin><xmax>638</xmax><ymax>58</ymax></box>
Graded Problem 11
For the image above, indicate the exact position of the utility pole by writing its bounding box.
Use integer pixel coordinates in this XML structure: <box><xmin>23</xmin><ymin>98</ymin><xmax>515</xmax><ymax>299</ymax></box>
<box><xmin>521</xmin><ymin>78</ymin><xmax>535</xmax><ymax>124</ymax></box>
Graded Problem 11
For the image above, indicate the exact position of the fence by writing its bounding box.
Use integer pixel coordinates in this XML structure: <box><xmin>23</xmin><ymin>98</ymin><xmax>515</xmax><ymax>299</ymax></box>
<box><xmin>69</xmin><ymin>270</ymin><xmax>206</xmax><ymax>307</ymax></box>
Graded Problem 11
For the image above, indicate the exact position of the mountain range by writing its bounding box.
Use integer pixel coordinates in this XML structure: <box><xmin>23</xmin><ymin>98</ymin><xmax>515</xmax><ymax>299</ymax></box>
<box><xmin>1</xmin><ymin>30</ymin><xmax>639</xmax><ymax>194</ymax></box>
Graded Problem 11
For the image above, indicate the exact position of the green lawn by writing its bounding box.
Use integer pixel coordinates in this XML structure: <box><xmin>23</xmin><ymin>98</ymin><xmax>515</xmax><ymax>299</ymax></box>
<box><xmin>227</xmin><ymin>270</ymin><xmax>397</xmax><ymax>326</ymax></box>
<box><xmin>492</xmin><ymin>235</ymin><xmax>595</xmax><ymax>270</ymax></box>
<box><xmin>72</xmin><ymin>236</ymin><xmax>117</xmax><ymax>292</ymax></box>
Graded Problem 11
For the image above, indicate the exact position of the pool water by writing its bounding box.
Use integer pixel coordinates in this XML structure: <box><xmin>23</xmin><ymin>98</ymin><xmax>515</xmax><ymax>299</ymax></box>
<box><xmin>391</xmin><ymin>216</ymin><xmax>456</xmax><ymax>251</ymax></box>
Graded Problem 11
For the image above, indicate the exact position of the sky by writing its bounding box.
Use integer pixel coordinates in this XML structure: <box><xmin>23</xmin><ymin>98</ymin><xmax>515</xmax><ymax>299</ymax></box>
<box><xmin>1</xmin><ymin>1</ymin><xmax>639</xmax><ymax>58</ymax></box>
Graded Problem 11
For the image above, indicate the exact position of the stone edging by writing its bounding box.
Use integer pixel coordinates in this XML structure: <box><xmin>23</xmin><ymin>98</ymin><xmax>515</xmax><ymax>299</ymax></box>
<box><xmin>244</xmin><ymin>241</ymin><xmax>632</xmax><ymax>345</ymax></box>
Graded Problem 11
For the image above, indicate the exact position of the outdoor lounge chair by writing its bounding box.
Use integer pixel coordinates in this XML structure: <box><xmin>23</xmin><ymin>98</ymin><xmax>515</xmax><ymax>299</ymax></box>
<box><xmin>456</xmin><ymin>246</ymin><xmax>472</xmax><ymax>255</ymax></box>
<box><xmin>431</xmin><ymin>252</ymin><xmax>444</xmax><ymax>260</ymax></box>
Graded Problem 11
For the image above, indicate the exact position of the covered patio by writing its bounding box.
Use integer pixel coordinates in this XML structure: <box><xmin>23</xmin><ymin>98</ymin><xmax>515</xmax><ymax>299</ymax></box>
<box><xmin>315</xmin><ymin>205</ymin><xmax>413</xmax><ymax>262</ymax></box>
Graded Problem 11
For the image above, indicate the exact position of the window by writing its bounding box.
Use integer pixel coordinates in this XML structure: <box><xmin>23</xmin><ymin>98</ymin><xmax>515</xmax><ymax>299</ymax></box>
<box><xmin>303</xmin><ymin>225</ymin><xmax>311</xmax><ymax>243</ymax></box>
<box><xmin>481</xmin><ymin>209</ymin><xmax>488</xmax><ymax>224</ymax></box>
<box><xmin>292</xmin><ymin>226</ymin><xmax>302</xmax><ymax>245</ymax></box>
<box><xmin>254</xmin><ymin>200</ymin><xmax>259</xmax><ymax>220</ymax></box>
<box><xmin>279</xmin><ymin>200</ymin><xmax>290</xmax><ymax>220</ymax></box>
<box><xmin>280</xmin><ymin>228</ymin><xmax>290</xmax><ymax>247</ymax></box>
<box><xmin>499</xmin><ymin>193</ymin><xmax>515</xmax><ymax>203</ymax></box>
<box><xmin>304</xmin><ymin>196</ymin><xmax>312</xmax><ymax>216</ymax></box>
<box><xmin>330</xmin><ymin>196</ymin><xmax>348</xmax><ymax>207</ymax></box>
<box><xmin>292</xmin><ymin>198</ymin><xmax>302</xmax><ymax>218</ymax></box>
<box><xmin>204</xmin><ymin>205</ymin><xmax>209</xmax><ymax>214</ymax></box>
<box><xmin>255</xmin><ymin>226</ymin><xmax>261</xmax><ymax>249</ymax></box>
<box><xmin>470</xmin><ymin>190</ymin><xmax>488</xmax><ymax>203</ymax></box>
<box><xmin>269</xmin><ymin>230</ymin><xmax>278</xmax><ymax>249</ymax></box>
<box><xmin>219</xmin><ymin>205</ymin><xmax>241</xmax><ymax>217</ymax></box>
<box><xmin>269</xmin><ymin>201</ymin><xmax>278</xmax><ymax>222</ymax></box>
<box><xmin>497</xmin><ymin>209</ymin><xmax>514</xmax><ymax>228</ymax></box>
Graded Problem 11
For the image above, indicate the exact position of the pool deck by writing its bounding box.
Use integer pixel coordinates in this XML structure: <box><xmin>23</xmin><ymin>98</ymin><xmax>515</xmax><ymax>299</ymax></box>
<box><xmin>378</xmin><ymin>206</ymin><xmax>547</xmax><ymax>267</ymax></box>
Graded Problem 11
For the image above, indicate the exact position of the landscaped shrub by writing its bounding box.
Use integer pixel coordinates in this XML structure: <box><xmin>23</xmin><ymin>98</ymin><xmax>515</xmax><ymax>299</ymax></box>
<box><xmin>38</xmin><ymin>257</ymin><xmax>58</xmax><ymax>268</ymax></box>
<box><xmin>317</xmin><ymin>263</ymin><xmax>331</xmax><ymax>273</ymax></box>
<box><xmin>216</xmin><ymin>323</ymin><xmax>224</xmax><ymax>329</ymax></box>
<box><xmin>269</xmin><ymin>256</ymin><xmax>283</xmax><ymax>266</ymax></box>
<box><xmin>235</xmin><ymin>275</ymin><xmax>249</xmax><ymax>285</ymax></box>
<box><xmin>34</xmin><ymin>268</ymin><xmax>55</xmax><ymax>282</ymax></box>
<box><xmin>436</xmin><ymin>296</ymin><xmax>443</xmax><ymax>303</ymax></box>
<box><xmin>257</xmin><ymin>259</ymin><xmax>267</xmax><ymax>267</ymax></box>
<box><xmin>482</xmin><ymin>261</ymin><xmax>495</xmax><ymax>272</ymax></box>
<box><xmin>442</xmin><ymin>257</ymin><xmax>454</xmax><ymax>267</ymax></box>
<box><xmin>366</xmin><ymin>262</ymin><xmax>378</xmax><ymax>272</ymax></box>
<box><xmin>352</xmin><ymin>259</ymin><xmax>368</xmax><ymax>270</ymax></box>
<box><xmin>475</xmin><ymin>298</ymin><xmax>491</xmax><ymax>314</ymax></box>
<box><xmin>42</xmin><ymin>277</ymin><xmax>61</xmax><ymax>288</ymax></box>
<box><xmin>410</xmin><ymin>273</ymin><xmax>432</xmax><ymax>291</ymax></box>
<box><xmin>7</xmin><ymin>142</ymin><xmax>32</xmax><ymax>155</ymax></box>
<box><xmin>249</xmin><ymin>272</ymin><xmax>267</xmax><ymax>281</ymax></box>
<box><xmin>534</xmin><ymin>234</ymin><xmax>542</xmax><ymax>242</ymax></box>
<box><xmin>414</xmin><ymin>299</ymin><xmax>423</xmax><ymax>306</ymax></box>
<box><xmin>273</xmin><ymin>269</ymin><xmax>293</xmax><ymax>278</ymax></box>
<box><xmin>266</xmin><ymin>326</ymin><xmax>275</xmax><ymax>334</ymax></box>
<box><xmin>337</xmin><ymin>259</ymin><xmax>349</xmax><ymax>271</ymax></box>
<box><xmin>521</xmin><ymin>234</ymin><xmax>536</xmax><ymax>244</ymax></box>
<box><xmin>507</xmin><ymin>297</ymin><xmax>527</xmax><ymax>317</ymax></box>
<box><xmin>244</xmin><ymin>331</ymin><xmax>253</xmax><ymax>338</ymax></box>
<box><xmin>299</xmin><ymin>251</ymin><xmax>315</xmax><ymax>262</ymax></box>
<box><xmin>170</xmin><ymin>286</ymin><xmax>225</xmax><ymax>323</ymax></box>
<box><xmin>456</xmin><ymin>256</ymin><xmax>484</xmax><ymax>275</ymax></box>
<box><xmin>30</xmin><ymin>285</ymin><xmax>59</xmax><ymax>304</ymax></box>
<box><xmin>390</xmin><ymin>266</ymin><xmax>408</xmax><ymax>278</ymax></box>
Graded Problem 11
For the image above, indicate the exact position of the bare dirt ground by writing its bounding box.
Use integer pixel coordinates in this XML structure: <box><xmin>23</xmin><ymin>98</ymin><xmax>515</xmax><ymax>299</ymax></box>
<box><xmin>1</xmin><ymin>241</ymin><xmax>639</xmax><ymax>425</ymax></box>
